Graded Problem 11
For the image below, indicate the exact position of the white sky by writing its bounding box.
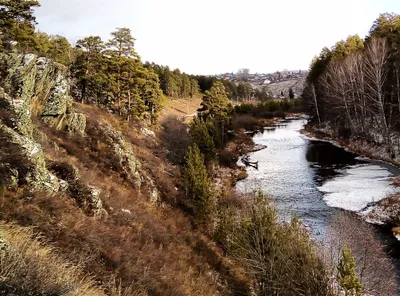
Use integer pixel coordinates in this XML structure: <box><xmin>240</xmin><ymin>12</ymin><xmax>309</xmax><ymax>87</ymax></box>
<box><xmin>34</xmin><ymin>0</ymin><xmax>400</xmax><ymax>75</ymax></box>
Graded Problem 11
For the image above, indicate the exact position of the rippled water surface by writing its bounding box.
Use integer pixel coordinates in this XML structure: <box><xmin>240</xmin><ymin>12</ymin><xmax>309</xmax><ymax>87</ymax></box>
<box><xmin>235</xmin><ymin>119</ymin><xmax>400</xmax><ymax>236</ymax></box>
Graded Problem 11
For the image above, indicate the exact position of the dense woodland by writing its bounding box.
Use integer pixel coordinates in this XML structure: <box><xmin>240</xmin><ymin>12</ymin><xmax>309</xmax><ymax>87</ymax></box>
<box><xmin>303</xmin><ymin>13</ymin><xmax>400</xmax><ymax>158</ymax></box>
<box><xmin>0</xmin><ymin>1</ymin><xmax>388</xmax><ymax>296</ymax></box>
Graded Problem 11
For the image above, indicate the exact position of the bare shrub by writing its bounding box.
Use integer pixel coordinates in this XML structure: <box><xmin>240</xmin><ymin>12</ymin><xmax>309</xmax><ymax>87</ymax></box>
<box><xmin>229</xmin><ymin>192</ymin><xmax>334</xmax><ymax>296</ymax></box>
<box><xmin>232</xmin><ymin>114</ymin><xmax>261</xmax><ymax>131</ymax></box>
<box><xmin>322</xmin><ymin>212</ymin><xmax>397</xmax><ymax>296</ymax></box>
<box><xmin>159</xmin><ymin>115</ymin><xmax>189</xmax><ymax>164</ymax></box>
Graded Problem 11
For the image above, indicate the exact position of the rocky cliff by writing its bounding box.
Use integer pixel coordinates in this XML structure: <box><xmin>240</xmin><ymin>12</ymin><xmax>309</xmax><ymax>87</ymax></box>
<box><xmin>0</xmin><ymin>53</ymin><xmax>157</xmax><ymax>216</ymax></box>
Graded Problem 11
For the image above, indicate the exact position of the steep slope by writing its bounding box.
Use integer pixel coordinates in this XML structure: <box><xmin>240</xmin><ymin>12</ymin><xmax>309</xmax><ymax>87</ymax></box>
<box><xmin>0</xmin><ymin>53</ymin><xmax>249</xmax><ymax>295</ymax></box>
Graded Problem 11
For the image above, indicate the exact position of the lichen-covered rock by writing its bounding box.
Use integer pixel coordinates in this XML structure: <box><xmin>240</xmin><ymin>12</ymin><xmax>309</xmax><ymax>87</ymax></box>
<box><xmin>96</xmin><ymin>124</ymin><xmax>142</xmax><ymax>188</ymax></box>
<box><xmin>66</xmin><ymin>112</ymin><xmax>86</xmax><ymax>134</ymax></box>
<box><xmin>41</xmin><ymin>73</ymin><xmax>71</xmax><ymax>116</ymax></box>
<box><xmin>140</xmin><ymin>127</ymin><xmax>155</xmax><ymax>138</ymax></box>
<box><xmin>143</xmin><ymin>174</ymin><xmax>160</xmax><ymax>204</ymax></box>
<box><xmin>59</xmin><ymin>180</ymin><xmax>69</xmax><ymax>193</ymax></box>
<box><xmin>0</xmin><ymin>53</ymin><xmax>73</xmax><ymax>136</ymax></box>
<box><xmin>0</xmin><ymin>123</ymin><xmax>59</xmax><ymax>192</ymax></box>
<box><xmin>48</xmin><ymin>161</ymin><xmax>104</xmax><ymax>215</ymax></box>
<box><xmin>68</xmin><ymin>181</ymin><xmax>103</xmax><ymax>216</ymax></box>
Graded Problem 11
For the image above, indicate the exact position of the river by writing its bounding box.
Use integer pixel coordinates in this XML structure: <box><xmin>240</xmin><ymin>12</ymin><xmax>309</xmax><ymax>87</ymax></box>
<box><xmin>235</xmin><ymin>118</ymin><xmax>400</xmax><ymax>293</ymax></box>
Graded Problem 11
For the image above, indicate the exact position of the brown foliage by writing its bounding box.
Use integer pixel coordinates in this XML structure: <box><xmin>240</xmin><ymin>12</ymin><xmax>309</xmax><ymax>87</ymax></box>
<box><xmin>322</xmin><ymin>212</ymin><xmax>397</xmax><ymax>296</ymax></box>
<box><xmin>159</xmin><ymin>115</ymin><xmax>189</xmax><ymax>165</ymax></box>
<box><xmin>0</xmin><ymin>103</ymin><xmax>251</xmax><ymax>295</ymax></box>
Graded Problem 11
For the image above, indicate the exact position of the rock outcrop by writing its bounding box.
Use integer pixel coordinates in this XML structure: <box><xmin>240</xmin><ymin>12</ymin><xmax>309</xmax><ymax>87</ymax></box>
<box><xmin>49</xmin><ymin>162</ymin><xmax>103</xmax><ymax>215</ymax></box>
<box><xmin>0</xmin><ymin>53</ymin><xmax>103</xmax><ymax>215</ymax></box>
<box><xmin>93</xmin><ymin>124</ymin><xmax>143</xmax><ymax>188</ymax></box>
<box><xmin>0</xmin><ymin>53</ymin><xmax>78</xmax><ymax>192</ymax></box>
<box><xmin>0</xmin><ymin>123</ymin><xmax>60</xmax><ymax>191</ymax></box>
<box><xmin>0</xmin><ymin>52</ymin><xmax>160</xmax><ymax>213</ymax></box>
<box><xmin>0</xmin><ymin>53</ymin><xmax>86</xmax><ymax>135</ymax></box>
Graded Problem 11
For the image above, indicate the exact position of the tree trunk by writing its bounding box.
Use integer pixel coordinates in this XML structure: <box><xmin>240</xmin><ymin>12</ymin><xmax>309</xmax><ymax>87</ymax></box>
<box><xmin>311</xmin><ymin>83</ymin><xmax>321</xmax><ymax>125</ymax></box>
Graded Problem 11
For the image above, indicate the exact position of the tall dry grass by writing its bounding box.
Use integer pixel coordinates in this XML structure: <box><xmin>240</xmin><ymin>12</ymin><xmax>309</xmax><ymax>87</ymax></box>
<box><xmin>0</xmin><ymin>222</ymin><xmax>105</xmax><ymax>296</ymax></box>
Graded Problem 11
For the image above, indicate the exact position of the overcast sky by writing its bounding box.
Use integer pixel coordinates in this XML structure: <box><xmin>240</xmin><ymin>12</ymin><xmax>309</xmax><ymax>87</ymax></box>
<box><xmin>34</xmin><ymin>0</ymin><xmax>400</xmax><ymax>75</ymax></box>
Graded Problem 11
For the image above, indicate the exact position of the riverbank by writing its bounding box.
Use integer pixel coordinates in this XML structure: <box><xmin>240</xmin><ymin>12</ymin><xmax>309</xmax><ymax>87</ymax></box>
<box><xmin>303</xmin><ymin>125</ymin><xmax>400</xmax><ymax>239</ymax></box>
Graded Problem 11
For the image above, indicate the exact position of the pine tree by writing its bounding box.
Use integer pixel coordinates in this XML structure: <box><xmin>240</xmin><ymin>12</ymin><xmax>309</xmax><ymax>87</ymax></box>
<box><xmin>189</xmin><ymin>78</ymin><xmax>199</xmax><ymax>98</ymax></box>
<box><xmin>73</xmin><ymin>36</ymin><xmax>107</xmax><ymax>103</ymax></box>
<box><xmin>106</xmin><ymin>28</ymin><xmax>139</xmax><ymax>114</ymax></box>
<box><xmin>183</xmin><ymin>144</ymin><xmax>213</xmax><ymax>221</ymax></box>
<box><xmin>189</xmin><ymin>117</ymin><xmax>216</xmax><ymax>160</ymax></box>
<box><xmin>338</xmin><ymin>246</ymin><xmax>362</xmax><ymax>296</ymax></box>
<box><xmin>0</xmin><ymin>0</ymin><xmax>40</xmax><ymax>50</ymax></box>
<box><xmin>200</xmin><ymin>81</ymin><xmax>231</xmax><ymax>120</ymax></box>
<box><xmin>107</xmin><ymin>27</ymin><xmax>138</xmax><ymax>59</ymax></box>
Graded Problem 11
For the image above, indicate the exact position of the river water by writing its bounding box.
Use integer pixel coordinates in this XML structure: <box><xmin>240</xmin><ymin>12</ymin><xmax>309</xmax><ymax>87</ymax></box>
<box><xmin>236</xmin><ymin>119</ymin><xmax>400</xmax><ymax>235</ymax></box>
<box><xmin>235</xmin><ymin>119</ymin><xmax>400</xmax><ymax>291</ymax></box>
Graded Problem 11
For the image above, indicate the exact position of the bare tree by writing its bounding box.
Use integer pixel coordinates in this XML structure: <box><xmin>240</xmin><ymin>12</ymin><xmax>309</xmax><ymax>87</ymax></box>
<box><xmin>363</xmin><ymin>37</ymin><xmax>392</xmax><ymax>150</ymax></box>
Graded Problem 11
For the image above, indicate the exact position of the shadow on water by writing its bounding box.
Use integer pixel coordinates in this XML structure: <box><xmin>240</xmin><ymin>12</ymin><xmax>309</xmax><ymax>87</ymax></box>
<box><xmin>306</xmin><ymin>140</ymin><xmax>365</xmax><ymax>186</ymax></box>
<box><xmin>236</xmin><ymin>119</ymin><xmax>400</xmax><ymax>292</ymax></box>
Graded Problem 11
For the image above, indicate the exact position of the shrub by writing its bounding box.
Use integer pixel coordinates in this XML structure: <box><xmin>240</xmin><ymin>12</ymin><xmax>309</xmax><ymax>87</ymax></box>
<box><xmin>159</xmin><ymin>115</ymin><xmax>189</xmax><ymax>165</ymax></box>
<box><xmin>231</xmin><ymin>114</ymin><xmax>261</xmax><ymax>131</ymax></box>
<box><xmin>228</xmin><ymin>192</ymin><xmax>334</xmax><ymax>296</ymax></box>
<box><xmin>218</xmin><ymin>148</ymin><xmax>238</xmax><ymax>167</ymax></box>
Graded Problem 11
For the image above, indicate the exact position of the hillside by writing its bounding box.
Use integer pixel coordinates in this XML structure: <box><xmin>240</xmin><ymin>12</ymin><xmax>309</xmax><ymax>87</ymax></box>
<box><xmin>265</xmin><ymin>78</ymin><xmax>306</xmax><ymax>98</ymax></box>
<box><xmin>0</xmin><ymin>53</ymin><xmax>250</xmax><ymax>295</ymax></box>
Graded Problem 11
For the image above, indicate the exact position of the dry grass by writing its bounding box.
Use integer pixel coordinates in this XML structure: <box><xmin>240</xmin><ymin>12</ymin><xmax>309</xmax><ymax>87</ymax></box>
<box><xmin>0</xmin><ymin>222</ymin><xmax>105</xmax><ymax>296</ymax></box>
<box><xmin>160</xmin><ymin>97</ymin><xmax>203</xmax><ymax>123</ymax></box>
<box><xmin>0</xmin><ymin>102</ymin><xmax>251</xmax><ymax>295</ymax></box>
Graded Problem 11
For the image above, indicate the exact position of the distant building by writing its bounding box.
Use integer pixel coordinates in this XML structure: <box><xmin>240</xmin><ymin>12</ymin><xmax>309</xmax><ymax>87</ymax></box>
<box><xmin>263</xmin><ymin>79</ymin><xmax>271</xmax><ymax>85</ymax></box>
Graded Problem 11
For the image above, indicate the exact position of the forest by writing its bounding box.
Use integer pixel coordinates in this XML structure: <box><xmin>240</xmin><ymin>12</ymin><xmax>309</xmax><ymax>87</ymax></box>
<box><xmin>303</xmin><ymin>13</ymin><xmax>400</xmax><ymax>159</ymax></box>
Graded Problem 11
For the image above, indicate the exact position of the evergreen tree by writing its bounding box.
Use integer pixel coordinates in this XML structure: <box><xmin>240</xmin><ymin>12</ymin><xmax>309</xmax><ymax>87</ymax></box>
<box><xmin>183</xmin><ymin>144</ymin><xmax>213</xmax><ymax>221</ymax></box>
<box><xmin>338</xmin><ymin>246</ymin><xmax>362</xmax><ymax>296</ymax></box>
<box><xmin>200</xmin><ymin>81</ymin><xmax>231</xmax><ymax>120</ymax></box>
<box><xmin>46</xmin><ymin>35</ymin><xmax>73</xmax><ymax>65</ymax></box>
<box><xmin>0</xmin><ymin>0</ymin><xmax>40</xmax><ymax>51</ymax></box>
<box><xmin>237</xmin><ymin>82</ymin><xmax>253</xmax><ymax>100</ymax></box>
<box><xmin>106</xmin><ymin>28</ymin><xmax>139</xmax><ymax>114</ymax></box>
<box><xmin>73</xmin><ymin>36</ymin><xmax>107</xmax><ymax>103</ymax></box>
<box><xmin>107</xmin><ymin>27</ymin><xmax>138</xmax><ymax>58</ymax></box>
<box><xmin>189</xmin><ymin>117</ymin><xmax>216</xmax><ymax>160</ymax></box>
<box><xmin>189</xmin><ymin>78</ymin><xmax>199</xmax><ymax>98</ymax></box>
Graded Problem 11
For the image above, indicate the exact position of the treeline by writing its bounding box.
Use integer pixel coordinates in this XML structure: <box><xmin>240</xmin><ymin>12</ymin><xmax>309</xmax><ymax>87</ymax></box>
<box><xmin>303</xmin><ymin>13</ymin><xmax>400</xmax><ymax>157</ymax></box>
<box><xmin>193</xmin><ymin>75</ymin><xmax>274</xmax><ymax>101</ymax></box>
<box><xmin>144</xmin><ymin>63</ymin><xmax>199</xmax><ymax>98</ymax></box>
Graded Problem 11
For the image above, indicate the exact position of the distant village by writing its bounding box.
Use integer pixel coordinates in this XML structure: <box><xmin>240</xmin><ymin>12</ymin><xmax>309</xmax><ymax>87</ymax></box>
<box><xmin>214</xmin><ymin>70</ymin><xmax>308</xmax><ymax>86</ymax></box>
<box><xmin>214</xmin><ymin>70</ymin><xmax>309</xmax><ymax>99</ymax></box>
